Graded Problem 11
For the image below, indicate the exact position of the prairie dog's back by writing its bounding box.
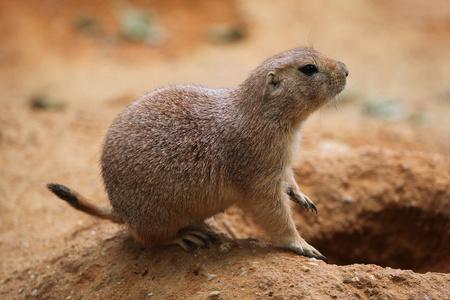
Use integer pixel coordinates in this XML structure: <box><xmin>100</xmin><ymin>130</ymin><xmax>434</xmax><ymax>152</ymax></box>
<box><xmin>101</xmin><ymin>86</ymin><xmax>238</xmax><ymax>226</ymax></box>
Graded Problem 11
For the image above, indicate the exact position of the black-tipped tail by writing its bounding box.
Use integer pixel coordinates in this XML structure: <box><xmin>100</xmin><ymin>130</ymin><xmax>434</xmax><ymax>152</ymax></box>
<box><xmin>46</xmin><ymin>183</ymin><xmax>83</xmax><ymax>210</ymax></box>
<box><xmin>45</xmin><ymin>183</ymin><xmax>124</xmax><ymax>224</ymax></box>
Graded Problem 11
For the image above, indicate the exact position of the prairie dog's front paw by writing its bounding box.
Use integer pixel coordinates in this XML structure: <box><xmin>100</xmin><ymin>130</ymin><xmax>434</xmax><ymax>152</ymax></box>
<box><xmin>285</xmin><ymin>239</ymin><xmax>328</xmax><ymax>263</ymax></box>
<box><xmin>286</xmin><ymin>186</ymin><xmax>317</xmax><ymax>213</ymax></box>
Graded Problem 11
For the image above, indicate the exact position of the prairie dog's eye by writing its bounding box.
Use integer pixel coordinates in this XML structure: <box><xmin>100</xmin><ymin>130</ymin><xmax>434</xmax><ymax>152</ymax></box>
<box><xmin>299</xmin><ymin>64</ymin><xmax>318</xmax><ymax>76</ymax></box>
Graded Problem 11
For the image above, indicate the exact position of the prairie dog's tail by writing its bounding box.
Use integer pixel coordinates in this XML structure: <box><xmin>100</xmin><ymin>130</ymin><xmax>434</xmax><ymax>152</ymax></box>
<box><xmin>46</xmin><ymin>183</ymin><xmax>124</xmax><ymax>224</ymax></box>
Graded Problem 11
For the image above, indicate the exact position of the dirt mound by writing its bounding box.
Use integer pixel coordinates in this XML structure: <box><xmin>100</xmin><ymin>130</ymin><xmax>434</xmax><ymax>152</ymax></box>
<box><xmin>294</xmin><ymin>146</ymin><xmax>450</xmax><ymax>273</ymax></box>
<box><xmin>2</xmin><ymin>232</ymin><xmax>449</xmax><ymax>299</ymax></box>
<box><xmin>2</xmin><ymin>146</ymin><xmax>449</xmax><ymax>299</ymax></box>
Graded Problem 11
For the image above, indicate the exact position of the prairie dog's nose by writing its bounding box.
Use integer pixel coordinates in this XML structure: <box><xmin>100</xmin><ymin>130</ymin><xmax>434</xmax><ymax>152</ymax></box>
<box><xmin>338</xmin><ymin>61</ymin><xmax>349</xmax><ymax>77</ymax></box>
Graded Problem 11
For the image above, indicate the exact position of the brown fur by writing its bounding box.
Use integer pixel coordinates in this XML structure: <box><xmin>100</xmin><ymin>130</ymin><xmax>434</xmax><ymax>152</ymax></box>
<box><xmin>47</xmin><ymin>47</ymin><xmax>348</xmax><ymax>261</ymax></box>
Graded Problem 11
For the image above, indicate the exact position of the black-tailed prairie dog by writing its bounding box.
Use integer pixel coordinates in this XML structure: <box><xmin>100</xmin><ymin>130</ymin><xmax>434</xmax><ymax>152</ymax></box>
<box><xmin>47</xmin><ymin>47</ymin><xmax>348</xmax><ymax>262</ymax></box>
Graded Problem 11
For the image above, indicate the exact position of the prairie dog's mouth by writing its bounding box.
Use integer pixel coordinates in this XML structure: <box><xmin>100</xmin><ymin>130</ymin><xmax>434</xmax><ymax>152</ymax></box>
<box><xmin>328</xmin><ymin>76</ymin><xmax>347</xmax><ymax>99</ymax></box>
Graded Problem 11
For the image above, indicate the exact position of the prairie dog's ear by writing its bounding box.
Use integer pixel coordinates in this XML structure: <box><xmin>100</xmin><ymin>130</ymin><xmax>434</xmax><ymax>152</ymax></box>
<box><xmin>266</xmin><ymin>71</ymin><xmax>281</xmax><ymax>90</ymax></box>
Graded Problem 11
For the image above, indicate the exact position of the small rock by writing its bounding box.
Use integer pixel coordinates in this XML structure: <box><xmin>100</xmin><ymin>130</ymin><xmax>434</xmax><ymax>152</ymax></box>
<box><xmin>289</xmin><ymin>283</ymin><xmax>295</xmax><ymax>287</ymax></box>
<box><xmin>104</xmin><ymin>235</ymin><xmax>115</xmax><ymax>241</ymax></box>
<box><xmin>31</xmin><ymin>289</ymin><xmax>37</xmax><ymax>297</ymax></box>
<box><xmin>219</xmin><ymin>242</ymin><xmax>231</xmax><ymax>252</ymax></box>
<box><xmin>148</xmin><ymin>292</ymin><xmax>153</xmax><ymax>297</ymax></box>
<box><xmin>342</xmin><ymin>195</ymin><xmax>353</xmax><ymax>203</ymax></box>
<box><xmin>207</xmin><ymin>274</ymin><xmax>217</xmax><ymax>281</ymax></box>
<box><xmin>18</xmin><ymin>287</ymin><xmax>24</xmax><ymax>294</ymax></box>
<box><xmin>208</xmin><ymin>291</ymin><xmax>221</xmax><ymax>299</ymax></box>
<box><xmin>301</xmin><ymin>266</ymin><xmax>311</xmax><ymax>272</ymax></box>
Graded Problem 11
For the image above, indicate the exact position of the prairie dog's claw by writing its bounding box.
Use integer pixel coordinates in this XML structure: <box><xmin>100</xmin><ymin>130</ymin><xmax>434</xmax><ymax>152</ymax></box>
<box><xmin>287</xmin><ymin>187</ymin><xmax>318</xmax><ymax>214</ymax></box>
<box><xmin>172</xmin><ymin>225</ymin><xmax>217</xmax><ymax>252</ymax></box>
<box><xmin>286</xmin><ymin>240</ymin><xmax>328</xmax><ymax>263</ymax></box>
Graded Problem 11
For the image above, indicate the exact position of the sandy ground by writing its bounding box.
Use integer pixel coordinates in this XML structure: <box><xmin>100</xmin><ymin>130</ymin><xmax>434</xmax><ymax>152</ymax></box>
<box><xmin>1</xmin><ymin>0</ymin><xmax>449</xmax><ymax>299</ymax></box>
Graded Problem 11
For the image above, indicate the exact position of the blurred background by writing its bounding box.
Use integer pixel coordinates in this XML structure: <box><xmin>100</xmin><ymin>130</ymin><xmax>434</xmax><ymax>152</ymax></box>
<box><xmin>1</xmin><ymin>0</ymin><xmax>449</xmax><ymax>111</ymax></box>
<box><xmin>1</xmin><ymin>0</ymin><xmax>449</xmax><ymax>277</ymax></box>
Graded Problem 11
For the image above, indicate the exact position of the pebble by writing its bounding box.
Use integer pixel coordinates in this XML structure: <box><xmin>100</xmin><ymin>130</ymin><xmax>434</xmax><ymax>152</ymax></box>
<box><xmin>104</xmin><ymin>235</ymin><xmax>115</xmax><ymax>241</ymax></box>
<box><xmin>342</xmin><ymin>195</ymin><xmax>354</xmax><ymax>203</ymax></box>
<box><xmin>208</xmin><ymin>291</ymin><xmax>221</xmax><ymax>299</ymax></box>
<box><xmin>219</xmin><ymin>243</ymin><xmax>231</xmax><ymax>252</ymax></box>
<box><xmin>207</xmin><ymin>274</ymin><xmax>217</xmax><ymax>281</ymax></box>
<box><xmin>18</xmin><ymin>288</ymin><xmax>24</xmax><ymax>294</ymax></box>
<box><xmin>301</xmin><ymin>266</ymin><xmax>311</xmax><ymax>272</ymax></box>
<box><xmin>31</xmin><ymin>289</ymin><xmax>37</xmax><ymax>297</ymax></box>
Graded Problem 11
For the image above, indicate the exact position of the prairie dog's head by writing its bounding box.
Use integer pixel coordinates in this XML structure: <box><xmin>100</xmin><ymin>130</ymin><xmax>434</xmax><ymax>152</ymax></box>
<box><xmin>242</xmin><ymin>47</ymin><xmax>348</xmax><ymax>123</ymax></box>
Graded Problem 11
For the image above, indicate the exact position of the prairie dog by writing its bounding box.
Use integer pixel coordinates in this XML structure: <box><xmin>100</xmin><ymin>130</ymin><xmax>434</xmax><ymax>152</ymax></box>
<box><xmin>47</xmin><ymin>47</ymin><xmax>348</xmax><ymax>262</ymax></box>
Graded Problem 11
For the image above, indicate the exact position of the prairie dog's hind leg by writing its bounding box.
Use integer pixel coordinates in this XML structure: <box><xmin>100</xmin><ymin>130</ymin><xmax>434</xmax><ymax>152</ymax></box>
<box><xmin>127</xmin><ymin>218</ymin><xmax>218</xmax><ymax>252</ymax></box>
<box><xmin>171</xmin><ymin>222</ymin><xmax>218</xmax><ymax>252</ymax></box>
